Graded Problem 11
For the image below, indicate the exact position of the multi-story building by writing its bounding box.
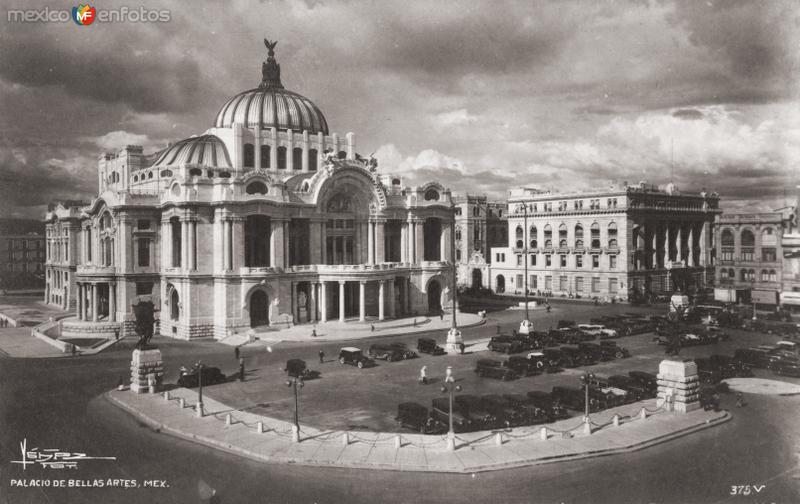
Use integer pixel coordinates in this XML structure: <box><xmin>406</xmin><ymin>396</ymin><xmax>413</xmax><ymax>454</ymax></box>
<box><xmin>779</xmin><ymin>187</ymin><xmax>800</xmax><ymax>312</ymax></box>
<box><xmin>489</xmin><ymin>182</ymin><xmax>720</xmax><ymax>300</ymax></box>
<box><xmin>714</xmin><ymin>212</ymin><xmax>785</xmax><ymax>307</ymax></box>
<box><xmin>42</xmin><ymin>42</ymin><xmax>456</xmax><ymax>340</ymax></box>
<box><xmin>43</xmin><ymin>202</ymin><xmax>87</xmax><ymax>309</ymax></box>
<box><xmin>0</xmin><ymin>219</ymin><xmax>45</xmax><ymax>290</ymax></box>
<box><xmin>453</xmin><ymin>194</ymin><xmax>507</xmax><ymax>289</ymax></box>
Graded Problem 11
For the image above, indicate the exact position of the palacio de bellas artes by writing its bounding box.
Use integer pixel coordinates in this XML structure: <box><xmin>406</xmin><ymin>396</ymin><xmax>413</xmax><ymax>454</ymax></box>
<box><xmin>2</xmin><ymin>2</ymin><xmax>800</xmax><ymax>504</ymax></box>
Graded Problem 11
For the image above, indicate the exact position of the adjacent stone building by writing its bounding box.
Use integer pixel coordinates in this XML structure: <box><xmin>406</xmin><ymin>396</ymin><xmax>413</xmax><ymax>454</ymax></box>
<box><xmin>453</xmin><ymin>194</ymin><xmax>507</xmax><ymax>289</ymax></box>
<box><xmin>0</xmin><ymin>219</ymin><xmax>45</xmax><ymax>291</ymax></box>
<box><xmin>43</xmin><ymin>43</ymin><xmax>456</xmax><ymax>340</ymax></box>
<box><xmin>489</xmin><ymin>182</ymin><xmax>720</xmax><ymax>300</ymax></box>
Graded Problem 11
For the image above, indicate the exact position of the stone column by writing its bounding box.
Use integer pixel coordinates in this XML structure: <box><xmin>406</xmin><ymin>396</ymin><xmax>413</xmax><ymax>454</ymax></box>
<box><xmin>291</xmin><ymin>282</ymin><xmax>298</xmax><ymax>323</ymax></box>
<box><xmin>675</xmin><ymin>224</ymin><xmax>682</xmax><ymax>263</ymax></box>
<box><xmin>415</xmin><ymin>220</ymin><xmax>425</xmax><ymax>264</ymax></box>
<box><xmin>338</xmin><ymin>281</ymin><xmax>346</xmax><ymax>323</ymax></box>
<box><xmin>440</xmin><ymin>221</ymin><xmax>447</xmax><ymax>262</ymax></box>
<box><xmin>401</xmin><ymin>222</ymin><xmax>408</xmax><ymax>263</ymax></box>
<box><xmin>700</xmin><ymin>222</ymin><xmax>709</xmax><ymax>266</ymax></box>
<box><xmin>663</xmin><ymin>224</ymin><xmax>670</xmax><ymax>266</ymax></box>
<box><xmin>283</xmin><ymin>220</ymin><xmax>290</xmax><ymax>267</ymax></box>
<box><xmin>302</xmin><ymin>131</ymin><xmax>309</xmax><ymax>172</ymax></box>
<box><xmin>188</xmin><ymin>220</ymin><xmax>196</xmax><ymax>270</ymax></box>
<box><xmin>376</xmin><ymin>221</ymin><xmax>385</xmax><ymax>264</ymax></box>
<box><xmin>321</xmin><ymin>223</ymin><xmax>327</xmax><ymax>264</ymax></box>
<box><xmin>688</xmin><ymin>225</ymin><xmax>695</xmax><ymax>267</ymax></box>
<box><xmin>320</xmin><ymin>282</ymin><xmax>328</xmax><ymax>322</ymax></box>
<box><xmin>77</xmin><ymin>283</ymin><xmax>83</xmax><ymax>320</ymax></box>
<box><xmin>109</xmin><ymin>282</ymin><xmax>116</xmax><ymax>322</ymax></box>
<box><xmin>650</xmin><ymin>222</ymin><xmax>657</xmax><ymax>269</ymax></box>
<box><xmin>310</xmin><ymin>283</ymin><xmax>318</xmax><ymax>322</ymax></box>
<box><xmin>92</xmin><ymin>284</ymin><xmax>98</xmax><ymax>322</ymax></box>
<box><xmin>181</xmin><ymin>220</ymin><xmax>189</xmax><ymax>270</ymax></box>
<box><xmin>309</xmin><ymin>220</ymin><xmax>321</xmax><ymax>265</ymax></box>
<box><xmin>270</xmin><ymin>127</ymin><xmax>278</xmax><ymax>169</ymax></box>
<box><xmin>388</xmin><ymin>280</ymin><xmax>396</xmax><ymax>318</ymax></box>
<box><xmin>223</xmin><ymin>220</ymin><xmax>231</xmax><ymax>271</ymax></box>
<box><xmin>405</xmin><ymin>277</ymin><xmax>412</xmax><ymax>314</ymax></box>
<box><xmin>359</xmin><ymin>281</ymin><xmax>366</xmax><ymax>322</ymax></box>
<box><xmin>378</xmin><ymin>280</ymin><xmax>385</xmax><ymax>321</ymax></box>
<box><xmin>367</xmin><ymin>220</ymin><xmax>375</xmax><ymax>265</ymax></box>
<box><xmin>270</xmin><ymin>219</ymin><xmax>285</xmax><ymax>268</ymax></box>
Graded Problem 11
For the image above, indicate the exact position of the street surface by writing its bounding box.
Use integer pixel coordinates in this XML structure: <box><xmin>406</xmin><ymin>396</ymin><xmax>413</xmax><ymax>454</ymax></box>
<box><xmin>1</xmin><ymin>300</ymin><xmax>798</xmax><ymax>503</ymax></box>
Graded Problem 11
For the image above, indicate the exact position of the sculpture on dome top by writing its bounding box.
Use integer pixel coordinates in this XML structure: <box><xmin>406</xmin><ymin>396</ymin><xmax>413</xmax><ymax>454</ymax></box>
<box><xmin>260</xmin><ymin>38</ymin><xmax>283</xmax><ymax>89</ymax></box>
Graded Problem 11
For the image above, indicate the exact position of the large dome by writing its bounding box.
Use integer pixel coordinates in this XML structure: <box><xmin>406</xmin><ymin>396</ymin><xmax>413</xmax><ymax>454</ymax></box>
<box><xmin>152</xmin><ymin>134</ymin><xmax>232</xmax><ymax>168</ymax></box>
<box><xmin>213</xmin><ymin>40</ymin><xmax>329</xmax><ymax>135</ymax></box>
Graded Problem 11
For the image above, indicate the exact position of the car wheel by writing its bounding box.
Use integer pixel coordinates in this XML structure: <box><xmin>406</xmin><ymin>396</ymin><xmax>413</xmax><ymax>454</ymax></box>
<box><xmin>339</xmin><ymin>357</ymin><xmax>345</xmax><ymax>365</ymax></box>
<box><xmin>357</xmin><ymin>361</ymin><xmax>364</xmax><ymax>369</ymax></box>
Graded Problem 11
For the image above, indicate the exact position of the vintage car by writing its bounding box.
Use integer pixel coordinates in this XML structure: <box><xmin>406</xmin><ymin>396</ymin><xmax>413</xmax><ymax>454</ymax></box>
<box><xmin>474</xmin><ymin>359</ymin><xmax>519</xmax><ymax>381</ymax></box>
<box><xmin>431</xmin><ymin>398</ymin><xmax>473</xmax><ymax>433</ymax></box>
<box><xmin>527</xmin><ymin>350</ymin><xmax>560</xmax><ymax>373</ymax></box>
<box><xmin>733</xmin><ymin>347</ymin><xmax>773</xmax><ymax>369</ymax></box>
<box><xmin>388</xmin><ymin>342</ymin><xmax>419</xmax><ymax>360</ymax></box>
<box><xmin>551</xmin><ymin>386</ymin><xmax>600</xmax><ymax>412</ymax></box>
<box><xmin>709</xmin><ymin>354</ymin><xmax>752</xmax><ymax>378</ymax></box>
<box><xmin>694</xmin><ymin>358</ymin><xmax>725</xmax><ymax>384</ymax></box>
<box><xmin>577</xmin><ymin>324</ymin><xmax>619</xmax><ymax>339</ymax></box>
<box><xmin>772</xmin><ymin>359</ymin><xmax>800</xmax><ymax>377</ymax></box>
<box><xmin>502</xmin><ymin>393</ymin><xmax>552</xmax><ymax>425</ymax></box>
<box><xmin>177</xmin><ymin>365</ymin><xmax>226</xmax><ymax>388</ymax></box>
<box><xmin>525</xmin><ymin>390</ymin><xmax>570</xmax><ymax>421</ymax></box>
<box><xmin>480</xmin><ymin>395</ymin><xmax>528</xmax><ymax>427</ymax></box>
<box><xmin>338</xmin><ymin>347</ymin><xmax>375</xmax><ymax>368</ymax></box>
<box><xmin>488</xmin><ymin>335</ymin><xmax>525</xmax><ymax>354</ymax></box>
<box><xmin>607</xmin><ymin>375</ymin><xmax>650</xmax><ymax>401</ymax></box>
<box><xmin>507</xmin><ymin>355</ymin><xmax>539</xmax><ymax>377</ymax></box>
<box><xmin>557</xmin><ymin>319</ymin><xmax>577</xmax><ymax>329</ymax></box>
<box><xmin>577</xmin><ymin>342</ymin><xmax>609</xmax><ymax>361</ymax></box>
<box><xmin>417</xmin><ymin>338</ymin><xmax>446</xmax><ymax>355</ymax></box>
<box><xmin>367</xmin><ymin>343</ymin><xmax>409</xmax><ymax>362</ymax></box>
<box><xmin>561</xmin><ymin>345</ymin><xmax>596</xmax><ymax>366</ymax></box>
<box><xmin>628</xmin><ymin>371</ymin><xmax>658</xmax><ymax>396</ymax></box>
<box><xmin>283</xmin><ymin>359</ymin><xmax>320</xmax><ymax>379</ymax></box>
<box><xmin>395</xmin><ymin>402</ymin><xmax>446</xmax><ymax>434</ymax></box>
<box><xmin>599</xmin><ymin>340</ymin><xmax>631</xmax><ymax>359</ymax></box>
<box><xmin>542</xmin><ymin>348</ymin><xmax>568</xmax><ymax>369</ymax></box>
<box><xmin>454</xmin><ymin>395</ymin><xmax>500</xmax><ymax>429</ymax></box>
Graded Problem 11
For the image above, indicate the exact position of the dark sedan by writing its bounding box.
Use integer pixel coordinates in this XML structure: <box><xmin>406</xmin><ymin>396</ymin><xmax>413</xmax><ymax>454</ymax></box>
<box><xmin>177</xmin><ymin>365</ymin><xmax>226</xmax><ymax>388</ymax></box>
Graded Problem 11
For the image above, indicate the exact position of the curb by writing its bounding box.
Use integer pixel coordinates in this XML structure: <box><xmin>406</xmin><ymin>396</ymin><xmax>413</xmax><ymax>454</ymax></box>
<box><xmin>105</xmin><ymin>391</ymin><xmax>731</xmax><ymax>474</ymax></box>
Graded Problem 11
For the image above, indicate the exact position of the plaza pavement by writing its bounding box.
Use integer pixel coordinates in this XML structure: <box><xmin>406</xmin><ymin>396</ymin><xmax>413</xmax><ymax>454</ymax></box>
<box><xmin>107</xmin><ymin>387</ymin><xmax>730</xmax><ymax>473</ymax></box>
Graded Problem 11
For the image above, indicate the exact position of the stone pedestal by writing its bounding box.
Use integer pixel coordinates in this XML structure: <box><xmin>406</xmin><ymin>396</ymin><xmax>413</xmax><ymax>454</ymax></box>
<box><xmin>130</xmin><ymin>348</ymin><xmax>164</xmax><ymax>394</ymax></box>
<box><xmin>444</xmin><ymin>327</ymin><xmax>463</xmax><ymax>353</ymax></box>
<box><xmin>656</xmin><ymin>358</ymin><xmax>700</xmax><ymax>413</ymax></box>
<box><xmin>519</xmin><ymin>319</ymin><xmax>534</xmax><ymax>335</ymax></box>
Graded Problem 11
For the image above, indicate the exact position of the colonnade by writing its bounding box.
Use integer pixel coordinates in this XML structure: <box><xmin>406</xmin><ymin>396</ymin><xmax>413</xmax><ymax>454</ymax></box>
<box><xmin>75</xmin><ymin>281</ymin><xmax>116</xmax><ymax>322</ymax></box>
<box><xmin>300</xmin><ymin>277</ymin><xmax>412</xmax><ymax>324</ymax></box>
<box><xmin>632</xmin><ymin>220</ymin><xmax>711</xmax><ymax>270</ymax></box>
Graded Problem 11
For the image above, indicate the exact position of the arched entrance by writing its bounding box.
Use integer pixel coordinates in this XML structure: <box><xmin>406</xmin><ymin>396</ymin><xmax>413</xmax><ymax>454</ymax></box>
<box><xmin>427</xmin><ymin>280</ymin><xmax>442</xmax><ymax>314</ymax></box>
<box><xmin>250</xmin><ymin>290</ymin><xmax>270</xmax><ymax>328</ymax></box>
<box><xmin>471</xmin><ymin>269</ymin><xmax>483</xmax><ymax>289</ymax></box>
<box><xmin>495</xmin><ymin>275</ymin><xmax>505</xmax><ymax>293</ymax></box>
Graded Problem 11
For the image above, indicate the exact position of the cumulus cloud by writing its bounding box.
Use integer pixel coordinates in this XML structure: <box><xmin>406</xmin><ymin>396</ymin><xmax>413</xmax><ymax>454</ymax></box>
<box><xmin>90</xmin><ymin>131</ymin><xmax>153</xmax><ymax>151</ymax></box>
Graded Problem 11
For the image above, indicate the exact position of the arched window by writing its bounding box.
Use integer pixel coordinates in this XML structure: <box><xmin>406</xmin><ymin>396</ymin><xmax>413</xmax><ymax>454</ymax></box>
<box><xmin>559</xmin><ymin>239</ymin><xmax>568</xmax><ymax>249</ymax></box>
<box><xmin>337</xmin><ymin>150</ymin><xmax>347</xmax><ymax>159</ymax></box>
<box><xmin>761</xmin><ymin>269</ymin><xmax>769</xmax><ymax>282</ymax></box>
<box><xmin>558</xmin><ymin>223</ymin><xmax>567</xmax><ymax>245</ymax></box>
<box><xmin>455</xmin><ymin>228</ymin><xmax>462</xmax><ymax>241</ymax></box>
<box><xmin>495</xmin><ymin>275</ymin><xmax>505</xmax><ymax>293</ymax></box>
<box><xmin>148</xmin><ymin>171</ymin><xmax>153</xmax><ymax>179</ymax></box>
<box><xmin>515</xmin><ymin>226</ymin><xmax>523</xmax><ymax>239</ymax></box>
<box><xmin>740</xmin><ymin>269</ymin><xmax>747</xmax><ymax>281</ymax></box>
<box><xmin>529</xmin><ymin>226</ymin><xmax>537</xmax><ymax>249</ymax></box>
<box><xmin>769</xmin><ymin>269</ymin><xmax>777</xmax><ymax>282</ymax></box>
<box><xmin>189</xmin><ymin>168</ymin><xmax>203</xmax><ymax>177</ymax></box>
<box><xmin>727</xmin><ymin>268</ymin><xmax>735</xmax><ymax>279</ymax></box>
<box><xmin>574</xmin><ymin>224</ymin><xmax>584</xmax><ymax>246</ymax></box>
<box><xmin>133</xmin><ymin>175</ymin><xmax>139</xmax><ymax>182</ymax></box>
<box><xmin>761</xmin><ymin>227</ymin><xmax>776</xmax><ymax>246</ymax></box>
<box><xmin>749</xmin><ymin>269</ymin><xmax>756</xmax><ymax>281</ymax></box>
<box><xmin>309</xmin><ymin>149</ymin><xmax>318</xmax><ymax>171</ymax></box>
<box><xmin>293</xmin><ymin>147</ymin><xmax>303</xmax><ymax>170</ymax></box>
<box><xmin>608</xmin><ymin>222</ymin><xmax>618</xmax><ymax>249</ymax></box>
<box><xmin>160</xmin><ymin>169</ymin><xmax>173</xmax><ymax>178</ymax></box>
<box><xmin>243</xmin><ymin>143</ymin><xmax>255</xmax><ymax>168</ymax></box>
<box><xmin>260</xmin><ymin>145</ymin><xmax>271</xmax><ymax>168</ymax></box>
<box><xmin>590</xmin><ymin>222</ymin><xmax>601</xmax><ymax>249</ymax></box>
<box><xmin>245</xmin><ymin>181</ymin><xmax>268</xmax><ymax>195</ymax></box>
<box><xmin>424</xmin><ymin>188</ymin><xmax>440</xmax><ymax>201</ymax></box>
<box><xmin>277</xmin><ymin>147</ymin><xmax>287</xmax><ymax>169</ymax></box>
<box><xmin>741</xmin><ymin>229</ymin><xmax>755</xmax><ymax>247</ymax></box>
<box><xmin>170</xmin><ymin>287</ymin><xmax>179</xmax><ymax>321</ymax></box>
<box><xmin>218</xmin><ymin>171</ymin><xmax>231</xmax><ymax>178</ymax></box>
<box><xmin>543</xmin><ymin>225</ymin><xmax>552</xmax><ymax>249</ymax></box>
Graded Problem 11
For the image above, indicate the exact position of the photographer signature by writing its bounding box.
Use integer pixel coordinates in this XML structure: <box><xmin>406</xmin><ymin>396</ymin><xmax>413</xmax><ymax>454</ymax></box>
<box><xmin>11</xmin><ymin>438</ymin><xmax>116</xmax><ymax>470</ymax></box>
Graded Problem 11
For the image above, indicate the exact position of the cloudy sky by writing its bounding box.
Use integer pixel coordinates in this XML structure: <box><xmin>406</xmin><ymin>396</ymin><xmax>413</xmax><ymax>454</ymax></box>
<box><xmin>1</xmin><ymin>0</ymin><xmax>798</xmax><ymax>218</ymax></box>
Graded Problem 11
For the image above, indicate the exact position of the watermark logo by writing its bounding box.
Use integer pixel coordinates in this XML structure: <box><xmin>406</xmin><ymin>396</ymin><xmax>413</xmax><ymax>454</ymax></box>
<box><xmin>72</xmin><ymin>4</ymin><xmax>95</xmax><ymax>26</ymax></box>
<box><xmin>11</xmin><ymin>438</ymin><xmax>116</xmax><ymax>470</ymax></box>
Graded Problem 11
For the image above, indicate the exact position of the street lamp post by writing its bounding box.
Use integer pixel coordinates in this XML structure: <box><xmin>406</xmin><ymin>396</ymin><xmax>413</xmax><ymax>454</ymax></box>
<box><xmin>196</xmin><ymin>361</ymin><xmax>204</xmax><ymax>418</ymax></box>
<box><xmin>440</xmin><ymin>366</ymin><xmax>462</xmax><ymax>451</ymax></box>
<box><xmin>286</xmin><ymin>376</ymin><xmax>304</xmax><ymax>442</ymax></box>
<box><xmin>579</xmin><ymin>371</ymin><xmax>595</xmax><ymax>421</ymax></box>
<box><xmin>519</xmin><ymin>203</ymin><xmax>533</xmax><ymax>334</ymax></box>
<box><xmin>445</xmin><ymin>202</ymin><xmax>463</xmax><ymax>352</ymax></box>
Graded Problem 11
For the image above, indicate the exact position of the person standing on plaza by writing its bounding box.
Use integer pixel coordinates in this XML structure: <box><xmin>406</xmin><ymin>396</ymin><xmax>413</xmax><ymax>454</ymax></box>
<box><xmin>318</xmin><ymin>350</ymin><xmax>325</xmax><ymax>364</ymax></box>
<box><xmin>311</xmin><ymin>328</ymin><xmax>317</xmax><ymax>338</ymax></box>
<box><xmin>419</xmin><ymin>366</ymin><xmax>427</xmax><ymax>385</ymax></box>
<box><xmin>459</xmin><ymin>342</ymin><xmax>465</xmax><ymax>355</ymax></box>
<box><xmin>239</xmin><ymin>357</ymin><xmax>245</xmax><ymax>382</ymax></box>
<box><xmin>234</xmin><ymin>346</ymin><xmax>240</xmax><ymax>360</ymax></box>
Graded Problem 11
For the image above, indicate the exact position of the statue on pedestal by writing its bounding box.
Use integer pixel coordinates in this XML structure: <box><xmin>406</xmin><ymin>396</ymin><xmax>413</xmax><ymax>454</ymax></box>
<box><xmin>132</xmin><ymin>300</ymin><xmax>157</xmax><ymax>350</ymax></box>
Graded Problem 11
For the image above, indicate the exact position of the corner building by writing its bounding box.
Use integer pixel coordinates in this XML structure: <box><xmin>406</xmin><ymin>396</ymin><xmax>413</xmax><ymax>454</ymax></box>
<box><xmin>44</xmin><ymin>45</ymin><xmax>455</xmax><ymax>340</ymax></box>
<box><xmin>490</xmin><ymin>183</ymin><xmax>720</xmax><ymax>300</ymax></box>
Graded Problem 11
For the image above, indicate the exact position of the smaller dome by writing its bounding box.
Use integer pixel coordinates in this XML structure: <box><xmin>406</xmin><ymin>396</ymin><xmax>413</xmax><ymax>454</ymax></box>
<box><xmin>152</xmin><ymin>135</ymin><xmax>232</xmax><ymax>168</ymax></box>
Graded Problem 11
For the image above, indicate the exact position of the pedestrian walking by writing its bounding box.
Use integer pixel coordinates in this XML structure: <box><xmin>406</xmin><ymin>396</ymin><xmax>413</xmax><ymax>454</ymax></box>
<box><xmin>311</xmin><ymin>328</ymin><xmax>317</xmax><ymax>338</ymax></box>
<box><xmin>413</xmin><ymin>318</ymin><xmax>417</xmax><ymax>327</ymax></box>
<box><xmin>234</xmin><ymin>346</ymin><xmax>240</xmax><ymax>360</ymax></box>
<box><xmin>239</xmin><ymin>357</ymin><xmax>245</xmax><ymax>382</ymax></box>
<box><xmin>459</xmin><ymin>342</ymin><xmax>465</xmax><ymax>355</ymax></box>
<box><xmin>419</xmin><ymin>366</ymin><xmax>428</xmax><ymax>385</ymax></box>
<box><xmin>736</xmin><ymin>392</ymin><xmax>744</xmax><ymax>407</ymax></box>
<box><xmin>318</xmin><ymin>350</ymin><xmax>325</xmax><ymax>364</ymax></box>
<box><xmin>440</xmin><ymin>312</ymin><xmax>444</xmax><ymax>321</ymax></box>
<box><xmin>371</xmin><ymin>324</ymin><xmax>375</xmax><ymax>332</ymax></box>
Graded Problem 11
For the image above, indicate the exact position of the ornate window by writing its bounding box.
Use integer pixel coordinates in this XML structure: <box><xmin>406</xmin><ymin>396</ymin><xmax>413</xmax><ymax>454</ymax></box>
<box><xmin>245</xmin><ymin>181</ymin><xmax>268</xmax><ymax>195</ymax></box>
<box><xmin>243</xmin><ymin>143</ymin><xmax>255</xmax><ymax>168</ymax></box>
<box><xmin>424</xmin><ymin>188</ymin><xmax>440</xmax><ymax>201</ymax></box>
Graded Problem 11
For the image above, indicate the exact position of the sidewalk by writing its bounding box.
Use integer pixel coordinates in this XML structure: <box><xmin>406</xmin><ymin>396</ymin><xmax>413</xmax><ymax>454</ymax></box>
<box><xmin>0</xmin><ymin>296</ymin><xmax>69</xmax><ymax>327</ymax></box>
<box><xmin>219</xmin><ymin>312</ymin><xmax>485</xmax><ymax>346</ymax></box>
<box><xmin>107</xmin><ymin>388</ymin><xmax>730</xmax><ymax>473</ymax></box>
<box><xmin>0</xmin><ymin>326</ymin><xmax>67</xmax><ymax>358</ymax></box>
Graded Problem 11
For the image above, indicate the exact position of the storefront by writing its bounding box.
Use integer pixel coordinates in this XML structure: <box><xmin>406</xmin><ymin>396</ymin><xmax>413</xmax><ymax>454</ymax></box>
<box><xmin>780</xmin><ymin>291</ymin><xmax>800</xmax><ymax>313</ymax></box>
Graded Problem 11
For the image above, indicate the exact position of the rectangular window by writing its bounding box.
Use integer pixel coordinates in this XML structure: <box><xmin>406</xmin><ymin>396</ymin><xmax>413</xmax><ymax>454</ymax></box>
<box><xmin>516</xmin><ymin>274</ymin><xmax>523</xmax><ymax>288</ymax></box>
<box><xmin>137</xmin><ymin>238</ymin><xmax>150</xmax><ymax>267</ymax></box>
<box><xmin>609</xmin><ymin>278</ymin><xmax>618</xmax><ymax>293</ymax></box>
<box><xmin>560</xmin><ymin>255</ymin><xmax>567</xmax><ymax>267</ymax></box>
<box><xmin>530</xmin><ymin>254</ymin><xmax>536</xmax><ymax>266</ymax></box>
<box><xmin>592</xmin><ymin>277</ymin><xmax>600</xmax><ymax>292</ymax></box>
<box><xmin>559</xmin><ymin>275</ymin><xmax>567</xmax><ymax>291</ymax></box>
<box><xmin>741</xmin><ymin>250</ymin><xmax>754</xmax><ymax>261</ymax></box>
<box><xmin>137</xmin><ymin>219</ymin><xmax>151</xmax><ymax>230</ymax></box>
<box><xmin>136</xmin><ymin>282</ymin><xmax>154</xmax><ymax>295</ymax></box>
<box><xmin>592</xmin><ymin>255</ymin><xmax>599</xmax><ymax>268</ymax></box>
<box><xmin>517</xmin><ymin>254</ymin><xmax>523</xmax><ymax>266</ymax></box>
<box><xmin>575</xmin><ymin>276</ymin><xmax>583</xmax><ymax>292</ymax></box>
<box><xmin>721</xmin><ymin>250</ymin><xmax>734</xmax><ymax>261</ymax></box>
<box><xmin>545</xmin><ymin>275</ymin><xmax>552</xmax><ymax>290</ymax></box>
<box><xmin>609</xmin><ymin>255</ymin><xmax>617</xmax><ymax>269</ymax></box>
<box><xmin>762</xmin><ymin>248</ymin><xmax>776</xmax><ymax>262</ymax></box>
<box><xmin>576</xmin><ymin>255</ymin><xmax>583</xmax><ymax>268</ymax></box>
<box><xmin>545</xmin><ymin>255</ymin><xmax>552</xmax><ymax>267</ymax></box>
<box><xmin>530</xmin><ymin>275</ymin><xmax>537</xmax><ymax>289</ymax></box>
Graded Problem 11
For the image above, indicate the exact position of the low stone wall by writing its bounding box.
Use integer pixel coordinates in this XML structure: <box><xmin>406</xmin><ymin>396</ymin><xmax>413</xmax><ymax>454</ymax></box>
<box><xmin>61</xmin><ymin>319</ymin><xmax>121</xmax><ymax>339</ymax></box>
<box><xmin>31</xmin><ymin>319</ymin><xmax>70</xmax><ymax>353</ymax></box>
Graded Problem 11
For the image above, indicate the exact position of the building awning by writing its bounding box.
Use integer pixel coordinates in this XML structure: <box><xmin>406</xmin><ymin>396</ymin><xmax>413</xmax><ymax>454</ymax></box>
<box><xmin>780</xmin><ymin>291</ymin><xmax>800</xmax><ymax>306</ymax></box>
